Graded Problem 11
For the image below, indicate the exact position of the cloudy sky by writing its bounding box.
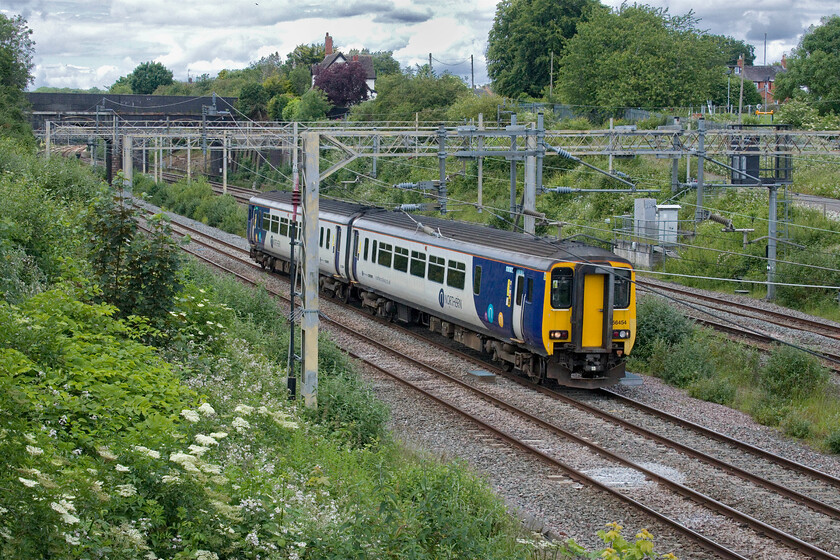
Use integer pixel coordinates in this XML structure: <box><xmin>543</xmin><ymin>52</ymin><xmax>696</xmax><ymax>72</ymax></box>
<box><xmin>3</xmin><ymin>0</ymin><xmax>837</xmax><ymax>91</ymax></box>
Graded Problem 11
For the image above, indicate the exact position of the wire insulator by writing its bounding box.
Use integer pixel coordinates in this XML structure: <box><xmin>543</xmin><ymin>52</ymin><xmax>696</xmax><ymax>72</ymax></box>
<box><xmin>553</xmin><ymin>147</ymin><xmax>574</xmax><ymax>159</ymax></box>
<box><xmin>708</xmin><ymin>213</ymin><xmax>733</xmax><ymax>229</ymax></box>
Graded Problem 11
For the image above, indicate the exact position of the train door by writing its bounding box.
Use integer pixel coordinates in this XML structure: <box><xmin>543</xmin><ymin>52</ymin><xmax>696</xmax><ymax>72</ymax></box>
<box><xmin>349</xmin><ymin>230</ymin><xmax>359</xmax><ymax>282</ymax></box>
<box><xmin>335</xmin><ymin>226</ymin><xmax>342</xmax><ymax>276</ymax></box>
<box><xmin>511</xmin><ymin>269</ymin><xmax>525</xmax><ymax>341</ymax></box>
<box><xmin>247</xmin><ymin>206</ymin><xmax>257</xmax><ymax>244</ymax></box>
<box><xmin>581</xmin><ymin>273</ymin><xmax>605</xmax><ymax>347</ymax></box>
<box><xmin>573</xmin><ymin>265</ymin><xmax>614</xmax><ymax>351</ymax></box>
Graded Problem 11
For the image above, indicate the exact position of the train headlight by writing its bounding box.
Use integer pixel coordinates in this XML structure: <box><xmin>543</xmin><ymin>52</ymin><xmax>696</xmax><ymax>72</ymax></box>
<box><xmin>549</xmin><ymin>330</ymin><xmax>569</xmax><ymax>340</ymax></box>
<box><xmin>612</xmin><ymin>329</ymin><xmax>631</xmax><ymax>339</ymax></box>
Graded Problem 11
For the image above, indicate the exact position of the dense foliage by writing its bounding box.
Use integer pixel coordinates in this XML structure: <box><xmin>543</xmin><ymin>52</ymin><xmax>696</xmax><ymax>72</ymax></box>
<box><xmin>129</xmin><ymin>61</ymin><xmax>174</xmax><ymax>95</ymax></box>
<box><xmin>775</xmin><ymin>15</ymin><xmax>840</xmax><ymax>114</ymax></box>
<box><xmin>85</xmin><ymin>188</ymin><xmax>182</xmax><ymax>321</ymax></box>
<box><xmin>556</xmin><ymin>5</ymin><xmax>728</xmax><ymax>111</ymax></box>
<box><xmin>314</xmin><ymin>60</ymin><xmax>370</xmax><ymax>107</ymax></box>
<box><xmin>0</xmin><ymin>14</ymin><xmax>34</xmax><ymax>142</ymax></box>
<box><xmin>486</xmin><ymin>0</ymin><xmax>601</xmax><ymax>97</ymax></box>
<box><xmin>351</xmin><ymin>67</ymin><xmax>470</xmax><ymax>121</ymax></box>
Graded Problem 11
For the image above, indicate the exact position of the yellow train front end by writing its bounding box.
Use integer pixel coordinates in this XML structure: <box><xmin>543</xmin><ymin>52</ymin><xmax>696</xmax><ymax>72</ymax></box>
<box><xmin>541</xmin><ymin>261</ymin><xmax>636</xmax><ymax>388</ymax></box>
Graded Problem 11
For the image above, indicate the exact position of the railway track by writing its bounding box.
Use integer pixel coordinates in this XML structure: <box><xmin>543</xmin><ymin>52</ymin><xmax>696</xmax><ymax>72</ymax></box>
<box><xmin>638</xmin><ymin>279</ymin><xmax>840</xmax><ymax>342</ymax></box>
<box><xmin>637</xmin><ymin>278</ymin><xmax>840</xmax><ymax>371</ymax></box>
<box><xmin>137</xmin><ymin>206</ymin><xmax>840</xmax><ymax>560</ymax></box>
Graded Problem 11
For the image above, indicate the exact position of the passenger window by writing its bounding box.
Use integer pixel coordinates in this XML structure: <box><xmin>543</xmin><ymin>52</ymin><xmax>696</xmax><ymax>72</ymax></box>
<box><xmin>515</xmin><ymin>275</ymin><xmax>524</xmax><ymax>305</ymax></box>
<box><xmin>319</xmin><ymin>227</ymin><xmax>324</xmax><ymax>247</ymax></box>
<box><xmin>613</xmin><ymin>268</ymin><xmax>632</xmax><ymax>309</ymax></box>
<box><xmin>280</xmin><ymin>218</ymin><xmax>289</xmax><ymax>237</ymax></box>
<box><xmin>326</xmin><ymin>228</ymin><xmax>331</xmax><ymax>250</ymax></box>
<box><xmin>363</xmin><ymin>238</ymin><xmax>369</xmax><ymax>261</ymax></box>
<box><xmin>550</xmin><ymin>268</ymin><xmax>573</xmax><ymax>309</ymax></box>
<box><xmin>473</xmin><ymin>265</ymin><xmax>482</xmax><ymax>295</ymax></box>
<box><xmin>377</xmin><ymin>243</ymin><xmax>392</xmax><ymax>267</ymax></box>
<box><xmin>446</xmin><ymin>260</ymin><xmax>465</xmax><ymax>289</ymax></box>
<box><xmin>428</xmin><ymin>256</ymin><xmax>445</xmax><ymax>284</ymax></box>
<box><xmin>394</xmin><ymin>246</ymin><xmax>409</xmax><ymax>272</ymax></box>
<box><xmin>410</xmin><ymin>251</ymin><xmax>426</xmax><ymax>278</ymax></box>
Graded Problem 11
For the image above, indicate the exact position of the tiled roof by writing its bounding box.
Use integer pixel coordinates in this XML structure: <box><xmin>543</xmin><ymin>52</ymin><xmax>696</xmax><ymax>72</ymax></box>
<box><xmin>742</xmin><ymin>65</ymin><xmax>785</xmax><ymax>82</ymax></box>
<box><xmin>312</xmin><ymin>53</ymin><xmax>376</xmax><ymax>80</ymax></box>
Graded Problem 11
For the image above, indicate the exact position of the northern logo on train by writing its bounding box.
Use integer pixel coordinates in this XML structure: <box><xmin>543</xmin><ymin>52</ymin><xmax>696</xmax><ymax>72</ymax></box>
<box><xmin>438</xmin><ymin>288</ymin><xmax>445</xmax><ymax>308</ymax></box>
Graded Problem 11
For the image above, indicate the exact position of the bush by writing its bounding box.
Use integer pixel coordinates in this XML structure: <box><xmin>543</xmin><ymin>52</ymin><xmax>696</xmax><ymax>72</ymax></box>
<box><xmin>750</xmin><ymin>396</ymin><xmax>789</xmax><ymax>427</ymax></box>
<box><xmin>827</xmin><ymin>429</ymin><xmax>840</xmax><ymax>454</ymax></box>
<box><xmin>86</xmin><ymin>189</ymin><xmax>182</xmax><ymax>321</ymax></box>
<box><xmin>633</xmin><ymin>296</ymin><xmax>695</xmax><ymax>362</ymax></box>
<box><xmin>659</xmin><ymin>336</ymin><xmax>714</xmax><ymax>387</ymax></box>
<box><xmin>781</xmin><ymin>412</ymin><xmax>813</xmax><ymax>439</ymax></box>
<box><xmin>760</xmin><ymin>344</ymin><xmax>829</xmax><ymax>400</ymax></box>
<box><xmin>304</xmin><ymin>365</ymin><xmax>389</xmax><ymax>448</ymax></box>
<box><xmin>688</xmin><ymin>376</ymin><xmax>736</xmax><ymax>405</ymax></box>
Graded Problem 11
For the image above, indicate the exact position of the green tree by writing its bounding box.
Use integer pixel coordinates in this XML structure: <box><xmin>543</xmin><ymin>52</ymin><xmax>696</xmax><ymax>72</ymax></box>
<box><xmin>775</xmin><ymin>15</ymin><xmax>840</xmax><ymax>114</ymax></box>
<box><xmin>556</xmin><ymin>5</ymin><xmax>728</xmax><ymax>111</ymax></box>
<box><xmin>238</xmin><ymin>82</ymin><xmax>269</xmax><ymax>119</ymax></box>
<box><xmin>108</xmin><ymin>75</ymin><xmax>133</xmax><ymax>94</ymax></box>
<box><xmin>0</xmin><ymin>13</ymin><xmax>34</xmax><ymax>141</ymax></box>
<box><xmin>713</xmin><ymin>36</ymin><xmax>756</xmax><ymax>66</ymax></box>
<box><xmin>268</xmin><ymin>93</ymin><xmax>295</xmax><ymax>120</ymax></box>
<box><xmin>288</xmin><ymin>65</ymin><xmax>312</xmax><ymax>96</ymax></box>
<box><xmin>296</xmin><ymin>87</ymin><xmax>331</xmax><ymax>121</ymax></box>
<box><xmin>351</xmin><ymin>70</ymin><xmax>469</xmax><ymax>121</ymax></box>
<box><xmin>282</xmin><ymin>97</ymin><xmax>301</xmax><ymax>121</ymax></box>
<box><xmin>486</xmin><ymin>0</ymin><xmax>602</xmax><ymax>97</ymax></box>
<box><xmin>129</xmin><ymin>61</ymin><xmax>174</xmax><ymax>94</ymax></box>
<box><xmin>286</xmin><ymin>43</ymin><xmax>325</xmax><ymax>68</ymax></box>
<box><xmin>263</xmin><ymin>74</ymin><xmax>290</xmax><ymax>98</ymax></box>
<box><xmin>86</xmin><ymin>187</ymin><xmax>181</xmax><ymax>320</ymax></box>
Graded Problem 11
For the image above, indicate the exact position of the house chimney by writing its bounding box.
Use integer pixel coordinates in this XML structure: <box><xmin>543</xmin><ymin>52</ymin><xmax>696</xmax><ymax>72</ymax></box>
<box><xmin>352</xmin><ymin>54</ymin><xmax>358</xmax><ymax>62</ymax></box>
<box><xmin>325</xmin><ymin>33</ymin><xmax>333</xmax><ymax>55</ymax></box>
<box><xmin>781</xmin><ymin>54</ymin><xmax>787</xmax><ymax>69</ymax></box>
<box><xmin>737</xmin><ymin>54</ymin><xmax>744</xmax><ymax>71</ymax></box>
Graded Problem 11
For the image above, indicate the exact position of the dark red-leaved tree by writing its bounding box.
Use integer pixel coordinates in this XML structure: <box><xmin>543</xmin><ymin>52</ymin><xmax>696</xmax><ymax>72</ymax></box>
<box><xmin>313</xmin><ymin>61</ymin><xmax>370</xmax><ymax>107</ymax></box>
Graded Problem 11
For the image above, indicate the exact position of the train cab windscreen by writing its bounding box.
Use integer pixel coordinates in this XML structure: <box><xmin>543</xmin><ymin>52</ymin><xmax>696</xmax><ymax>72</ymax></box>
<box><xmin>613</xmin><ymin>268</ymin><xmax>632</xmax><ymax>309</ymax></box>
<box><xmin>550</xmin><ymin>268</ymin><xmax>573</xmax><ymax>309</ymax></box>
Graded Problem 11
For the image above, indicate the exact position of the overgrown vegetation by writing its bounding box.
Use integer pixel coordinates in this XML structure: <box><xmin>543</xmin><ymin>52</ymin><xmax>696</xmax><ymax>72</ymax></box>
<box><xmin>134</xmin><ymin>175</ymin><xmax>246</xmax><ymax>236</ymax></box>
<box><xmin>629</xmin><ymin>296</ymin><xmax>840</xmax><ymax>452</ymax></box>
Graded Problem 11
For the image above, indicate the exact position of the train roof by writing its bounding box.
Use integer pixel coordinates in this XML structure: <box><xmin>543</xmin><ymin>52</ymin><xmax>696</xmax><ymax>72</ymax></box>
<box><xmin>250</xmin><ymin>191</ymin><xmax>628</xmax><ymax>266</ymax></box>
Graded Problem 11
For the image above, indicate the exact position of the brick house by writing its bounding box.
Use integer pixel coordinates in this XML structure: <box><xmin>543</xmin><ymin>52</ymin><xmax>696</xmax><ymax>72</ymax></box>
<box><xmin>734</xmin><ymin>55</ymin><xmax>787</xmax><ymax>104</ymax></box>
<box><xmin>311</xmin><ymin>33</ymin><xmax>377</xmax><ymax>99</ymax></box>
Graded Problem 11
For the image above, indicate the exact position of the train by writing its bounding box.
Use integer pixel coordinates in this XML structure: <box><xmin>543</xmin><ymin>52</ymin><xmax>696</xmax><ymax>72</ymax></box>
<box><xmin>247</xmin><ymin>191</ymin><xmax>636</xmax><ymax>388</ymax></box>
